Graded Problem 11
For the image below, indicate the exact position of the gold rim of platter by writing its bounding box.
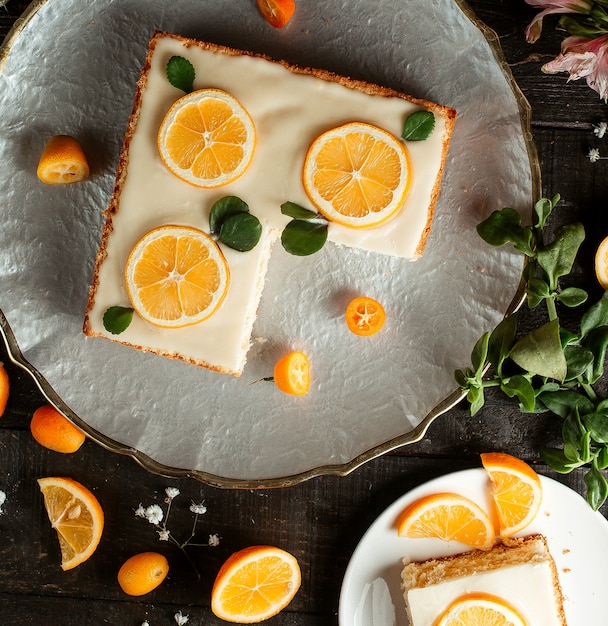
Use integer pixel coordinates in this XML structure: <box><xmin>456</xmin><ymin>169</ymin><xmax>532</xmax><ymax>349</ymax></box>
<box><xmin>0</xmin><ymin>0</ymin><xmax>539</xmax><ymax>489</ymax></box>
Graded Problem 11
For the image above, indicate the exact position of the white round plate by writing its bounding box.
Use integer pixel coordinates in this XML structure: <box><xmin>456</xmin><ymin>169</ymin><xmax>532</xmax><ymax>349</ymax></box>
<box><xmin>339</xmin><ymin>468</ymin><xmax>608</xmax><ymax>625</ymax></box>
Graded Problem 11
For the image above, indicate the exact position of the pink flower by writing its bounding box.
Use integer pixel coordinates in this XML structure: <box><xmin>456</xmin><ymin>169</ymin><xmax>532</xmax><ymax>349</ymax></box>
<box><xmin>524</xmin><ymin>0</ymin><xmax>594</xmax><ymax>43</ymax></box>
<box><xmin>542</xmin><ymin>34</ymin><xmax>608</xmax><ymax>99</ymax></box>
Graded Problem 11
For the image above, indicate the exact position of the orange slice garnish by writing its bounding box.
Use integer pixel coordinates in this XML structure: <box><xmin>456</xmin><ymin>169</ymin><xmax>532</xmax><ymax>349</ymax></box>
<box><xmin>481</xmin><ymin>452</ymin><xmax>542</xmax><ymax>537</ymax></box>
<box><xmin>211</xmin><ymin>545</ymin><xmax>301</xmax><ymax>623</ymax></box>
<box><xmin>125</xmin><ymin>225</ymin><xmax>230</xmax><ymax>329</ymax></box>
<box><xmin>38</xmin><ymin>477</ymin><xmax>104</xmax><ymax>570</ymax></box>
<box><xmin>158</xmin><ymin>88</ymin><xmax>256</xmax><ymax>188</ymax></box>
<box><xmin>274</xmin><ymin>351</ymin><xmax>311</xmax><ymax>396</ymax></box>
<box><xmin>345</xmin><ymin>296</ymin><xmax>386</xmax><ymax>336</ymax></box>
<box><xmin>435</xmin><ymin>592</ymin><xmax>527</xmax><ymax>626</ymax></box>
<box><xmin>397</xmin><ymin>492</ymin><xmax>495</xmax><ymax>551</ymax></box>
<box><xmin>302</xmin><ymin>122</ymin><xmax>411</xmax><ymax>229</ymax></box>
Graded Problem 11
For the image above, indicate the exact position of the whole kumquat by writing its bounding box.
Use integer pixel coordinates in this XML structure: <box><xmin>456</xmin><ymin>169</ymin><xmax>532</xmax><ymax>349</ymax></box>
<box><xmin>30</xmin><ymin>405</ymin><xmax>86</xmax><ymax>453</ymax></box>
<box><xmin>117</xmin><ymin>552</ymin><xmax>169</xmax><ymax>596</ymax></box>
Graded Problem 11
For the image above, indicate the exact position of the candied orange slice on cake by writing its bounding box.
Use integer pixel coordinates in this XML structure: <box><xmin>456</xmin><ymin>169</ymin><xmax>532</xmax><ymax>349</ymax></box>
<box><xmin>397</xmin><ymin>492</ymin><xmax>495</xmax><ymax>550</ymax></box>
<box><xmin>481</xmin><ymin>452</ymin><xmax>542</xmax><ymax>537</ymax></box>
<box><xmin>211</xmin><ymin>545</ymin><xmax>301</xmax><ymax>623</ymax></box>
<box><xmin>158</xmin><ymin>88</ymin><xmax>256</xmax><ymax>188</ymax></box>
<box><xmin>435</xmin><ymin>592</ymin><xmax>527</xmax><ymax>626</ymax></box>
<box><xmin>125</xmin><ymin>225</ymin><xmax>230</xmax><ymax>328</ymax></box>
<box><xmin>302</xmin><ymin>122</ymin><xmax>411</xmax><ymax>229</ymax></box>
<box><xmin>38</xmin><ymin>477</ymin><xmax>104</xmax><ymax>570</ymax></box>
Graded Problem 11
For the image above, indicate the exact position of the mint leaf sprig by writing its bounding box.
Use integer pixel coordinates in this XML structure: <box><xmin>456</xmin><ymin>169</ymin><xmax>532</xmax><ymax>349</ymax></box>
<box><xmin>456</xmin><ymin>194</ymin><xmax>608</xmax><ymax>510</ymax></box>
<box><xmin>280</xmin><ymin>201</ymin><xmax>328</xmax><ymax>256</ymax></box>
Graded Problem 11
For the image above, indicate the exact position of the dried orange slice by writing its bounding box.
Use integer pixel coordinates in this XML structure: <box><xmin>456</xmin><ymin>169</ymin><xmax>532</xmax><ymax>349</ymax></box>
<box><xmin>345</xmin><ymin>296</ymin><xmax>386</xmax><ymax>336</ymax></box>
<box><xmin>481</xmin><ymin>452</ymin><xmax>542</xmax><ymax>537</ymax></box>
<box><xmin>211</xmin><ymin>545</ymin><xmax>301</xmax><ymax>623</ymax></box>
<box><xmin>125</xmin><ymin>225</ymin><xmax>230</xmax><ymax>329</ymax></box>
<box><xmin>397</xmin><ymin>492</ymin><xmax>495</xmax><ymax>551</ymax></box>
<box><xmin>158</xmin><ymin>88</ymin><xmax>256</xmax><ymax>188</ymax></box>
<box><xmin>30</xmin><ymin>405</ymin><xmax>86</xmax><ymax>453</ymax></box>
<box><xmin>37</xmin><ymin>135</ymin><xmax>89</xmax><ymax>185</ymax></box>
<box><xmin>595</xmin><ymin>235</ymin><xmax>608</xmax><ymax>289</ymax></box>
<box><xmin>302</xmin><ymin>122</ymin><xmax>411</xmax><ymax>229</ymax></box>
<box><xmin>117</xmin><ymin>552</ymin><xmax>169</xmax><ymax>596</ymax></box>
<box><xmin>273</xmin><ymin>351</ymin><xmax>311</xmax><ymax>396</ymax></box>
<box><xmin>37</xmin><ymin>477</ymin><xmax>104</xmax><ymax>570</ymax></box>
<box><xmin>435</xmin><ymin>592</ymin><xmax>527</xmax><ymax>626</ymax></box>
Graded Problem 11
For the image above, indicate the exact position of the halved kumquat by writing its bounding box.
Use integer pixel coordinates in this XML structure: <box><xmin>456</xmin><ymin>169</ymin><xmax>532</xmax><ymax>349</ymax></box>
<box><xmin>273</xmin><ymin>351</ymin><xmax>311</xmax><ymax>396</ymax></box>
<box><xmin>481</xmin><ymin>452</ymin><xmax>542</xmax><ymax>537</ymax></box>
<box><xmin>158</xmin><ymin>88</ymin><xmax>256</xmax><ymax>188</ymax></box>
<box><xmin>37</xmin><ymin>135</ymin><xmax>89</xmax><ymax>185</ymax></box>
<box><xmin>30</xmin><ymin>404</ymin><xmax>86</xmax><ymax>453</ymax></box>
<box><xmin>125</xmin><ymin>225</ymin><xmax>230</xmax><ymax>329</ymax></box>
<box><xmin>211</xmin><ymin>545</ymin><xmax>301</xmax><ymax>623</ymax></box>
<box><xmin>0</xmin><ymin>362</ymin><xmax>8</xmax><ymax>417</ymax></box>
<box><xmin>435</xmin><ymin>592</ymin><xmax>527</xmax><ymax>626</ymax></box>
<box><xmin>303</xmin><ymin>122</ymin><xmax>411</xmax><ymax>229</ymax></box>
<box><xmin>38</xmin><ymin>477</ymin><xmax>104</xmax><ymax>570</ymax></box>
<box><xmin>595</xmin><ymin>235</ymin><xmax>608</xmax><ymax>289</ymax></box>
<box><xmin>345</xmin><ymin>296</ymin><xmax>386</xmax><ymax>336</ymax></box>
<box><xmin>397</xmin><ymin>492</ymin><xmax>495</xmax><ymax>551</ymax></box>
<box><xmin>256</xmin><ymin>0</ymin><xmax>295</xmax><ymax>27</ymax></box>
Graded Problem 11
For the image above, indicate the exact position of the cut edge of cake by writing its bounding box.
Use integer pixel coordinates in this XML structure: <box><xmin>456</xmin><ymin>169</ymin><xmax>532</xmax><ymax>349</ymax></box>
<box><xmin>401</xmin><ymin>534</ymin><xmax>567</xmax><ymax>626</ymax></box>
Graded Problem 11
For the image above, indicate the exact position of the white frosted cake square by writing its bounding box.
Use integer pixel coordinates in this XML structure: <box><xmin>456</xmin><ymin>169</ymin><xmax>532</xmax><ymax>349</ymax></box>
<box><xmin>84</xmin><ymin>32</ymin><xmax>455</xmax><ymax>375</ymax></box>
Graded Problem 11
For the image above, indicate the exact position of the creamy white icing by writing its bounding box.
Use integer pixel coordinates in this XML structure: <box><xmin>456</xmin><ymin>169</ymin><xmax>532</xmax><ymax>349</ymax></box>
<box><xmin>85</xmin><ymin>33</ymin><xmax>452</xmax><ymax>374</ymax></box>
<box><xmin>406</xmin><ymin>561</ymin><xmax>563</xmax><ymax>625</ymax></box>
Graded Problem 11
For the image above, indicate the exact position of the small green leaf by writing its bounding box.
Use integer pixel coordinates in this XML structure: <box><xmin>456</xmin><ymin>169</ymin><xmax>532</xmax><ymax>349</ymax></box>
<box><xmin>281</xmin><ymin>220</ymin><xmax>328</xmax><ymax>256</ymax></box>
<box><xmin>583</xmin><ymin>412</ymin><xmax>608</xmax><ymax>444</ymax></box>
<box><xmin>219</xmin><ymin>212</ymin><xmax>262</xmax><ymax>251</ymax></box>
<box><xmin>526</xmin><ymin>277</ymin><xmax>550</xmax><ymax>309</ymax></box>
<box><xmin>584</xmin><ymin>462</ymin><xmax>608</xmax><ymax>510</ymax></box>
<box><xmin>476</xmin><ymin>207</ymin><xmax>534</xmax><ymax>255</ymax></box>
<box><xmin>500</xmin><ymin>374</ymin><xmax>536</xmax><ymax>412</ymax></box>
<box><xmin>488</xmin><ymin>314</ymin><xmax>517</xmax><ymax>374</ymax></box>
<box><xmin>281</xmin><ymin>201</ymin><xmax>319</xmax><ymax>220</ymax></box>
<box><xmin>509</xmin><ymin>319</ymin><xmax>567</xmax><ymax>381</ymax></box>
<box><xmin>402</xmin><ymin>110</ymin><xmax>435</xmax><ymax>141</ymax></box>
<box><xmin>536</xmin><ymin>222</ymin><xmax>585</xmax><ymax>291</ymax></box>
<box><xmin>581</xmin><ymin>290</ymin><xmax>608</xmax><ymax>337</ymax></box>
<box><xmin>534</xmin><ymin>194</ymin><xmax>559</xmax><ymax>229</ymax></box>
<box><xmin>541</xmin><ymin>447</ymin><xmax>575</xmax><ymax>473</ymax></box>
<box><xmin>471</xmin><ymin>331</ymin><xmax>490</xmax><ymax>375</ymax></box>
<box><xmin>209</xmin><ymin>196</ymin><xmax>250</xmax><ymax>235</ymax></box>
<box><xmin>103</xmin><ymin>306</ymin><xmax>133</xmax><ymax>335</ymax></box>
<box><xmin>166</xmin><ymin>56</ymin><xmax>195</xmax><ymax>93</ymax></box>
<box><xmin>581</xmin><ymin>326</ymin><xmax>608</xmax><ymax>384</ymax></box>
<box><xmin>537</xmin><ymin>390</ymin><xmax>595</xmax><ymax>418</ymax></box>
<box><xmin>563</xmin><ymin>344</ymin><xmax>594</xmax><ymax>381</ymax></box>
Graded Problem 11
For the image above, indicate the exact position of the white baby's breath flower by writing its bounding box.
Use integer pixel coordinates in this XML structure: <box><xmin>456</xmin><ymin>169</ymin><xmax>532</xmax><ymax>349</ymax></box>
<box><xmin>174</xmin><ymin>610</ymin><xmax>189</xmax><ymax>625</ymax></box>
<box><xmin>165</xmin><ymin>487</ymin><xmax>180</xmax><ymax>500</ymax></box>
<box><xmin>189</xmin><ymin>501</ymin><xmax>207</xmax><ymax>515</ymax></box>
<box><xmin>588</xmin><ymin>148</ymin><xmax>602</xmax><ymax>162</ymax></box>
<box><xmin>0</xmin><ymin>490</ymin><xmax>6</xmax><ymax>514</ymax></box>
<box><xmin>158</xmin><ymin>529</ymin><xmax>170</xmax><ymax>541</ymax></box>
<box><xmin>594</xmin><ymin>122</ymin><xmax>608</xmax><ymax>138</ymax></box>
<box><xmin>141</xmin><ymin>622</ymin><xmax>150</xmax><ymax>626</ymax></box>
<box><xmin>145</xmin><ymin>504</ymin><xmax>164</xmax><ymax>525</ymax></box>
<box><xmin>134</xmin><ymin>503</ymin><xmax>146</xmax><ymax>518</ymax></box>
<box><xmin>208</xmin><ymin>533</ymin><xmax>220</xmax><ymax>547</ymax></box>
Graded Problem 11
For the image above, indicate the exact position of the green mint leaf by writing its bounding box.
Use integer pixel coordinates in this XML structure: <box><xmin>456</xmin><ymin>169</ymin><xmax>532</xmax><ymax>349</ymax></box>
<box><xmin>281</xmin><ymin>220</ymin><xmax>328</xmax><ymax>256</ymax></box>
<box><xmin>281</xmin><ymin>201</ymin><xmax>319</xmax><ymax>220</ymax></box>
<box><xmin>536</xmin><ymin>222</ymin><xmax>585</xmax><ymax>291</ymax></box>
<box><xmin>219</xmin><ymin>212</ymin><xmax>262</xmax><ymax>251</ymax></box>
<box><xmin>509</xmin><ymin>318</ymin><xmax>567</xmax><ymax>381</ymax></box>
<box><xmin>166</xmin><ymin>56</ymin><xmax>195</xmax><ymax>93</ymax></box>
<box><xmin>209</xmin><ymin>195</ymin><xmax>250</xmax><ymax>235</ymax></box>
<box><xmin>103</xmin><ymin>306</ymin><xmax>133</xmax><ymax>335</ymax></box>
<box><xmin>476</xmin><ymin>207</ymin><xmax>534</xmax><ymax>255</ymax></box>
<box><xmin>402</xmin><ymin>110</ymin><xmax>435</xmax><ymax>141</ymax></box>
<box><xmin>584</xmin><ymin>462</ymin><xmax>608</xmax><ymax>510</ymax></box>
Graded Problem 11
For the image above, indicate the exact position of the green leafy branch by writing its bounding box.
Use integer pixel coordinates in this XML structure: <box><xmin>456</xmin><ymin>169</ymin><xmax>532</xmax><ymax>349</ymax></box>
<box><xmin>455</xmin><ymin>194</ymin><xmax>608</xmax><ymax>510</ymax></box>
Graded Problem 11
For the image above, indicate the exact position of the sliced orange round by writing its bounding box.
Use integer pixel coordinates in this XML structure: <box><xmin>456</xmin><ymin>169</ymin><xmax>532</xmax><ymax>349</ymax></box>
<box><xmin>345</xmin><ymin>296</ymin><xmax>386</xmax><ymax>336</ymax></box>
<box><xmin>435</xmin><ymin>592</ymin><xmax>527</xmax><ymax>626</ymax></box>
<box><xmin>125</xmin><ymin>225</ymin><xmax>230</xmax><ymax>328</ymax></box>
<box><xmin>37</xmin><ymin>135</ymin><xmax>90</xmax><ymax>185</ymax></box>
<box><xmin>273</xmin><ymin>351</ymin><xmax>311</xmax><ymax>396</ymax></box>
<box><xmin>211</xmin><ymin>545</ymin><xmax>301</xmax><ymax>623</ymax></box>
<box><xmin>595</xmin><ymin>235</ymin><xmax>608</xmax><ymax>289</ymax></box>
<box><xmin>397</xmin><ymin>492</ymin><xmax>495</xmax><ymax>551</ymax></box>
<box><xmin>158</xmin><ymin>88</ymin><xmax>256</xmax><ymax>188</ymax></box>
<box><xmin>302</xmin><ymin>122</ymin><xmax>412</xmax><ymax>229</ymax></box>
<box><xmin>481</xmin><ymin>452</ymin><xmax>542</xmax><ymax>537</ymax></box>
<box><xmin>37</xmin><ymin>477</ymin><xmax>104</xmax><ymax>570</ymax></box>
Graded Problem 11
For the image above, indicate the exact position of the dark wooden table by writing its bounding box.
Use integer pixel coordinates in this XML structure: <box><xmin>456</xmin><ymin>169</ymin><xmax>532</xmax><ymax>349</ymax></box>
<box><xmin>2</xmin><ymin>1</ymin><xmax>608</xmax><ymax>624</ymax></box>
